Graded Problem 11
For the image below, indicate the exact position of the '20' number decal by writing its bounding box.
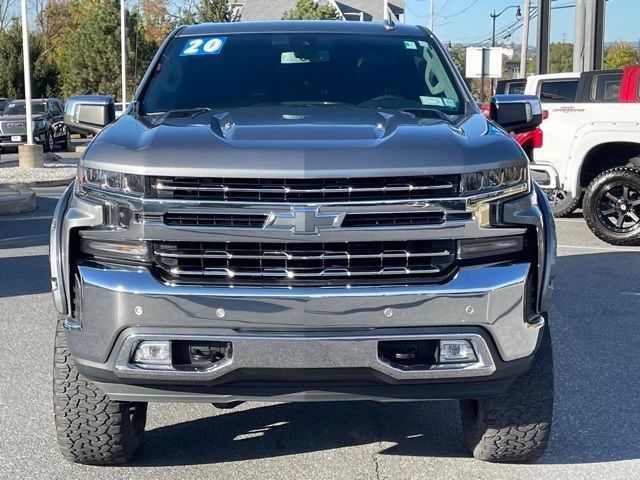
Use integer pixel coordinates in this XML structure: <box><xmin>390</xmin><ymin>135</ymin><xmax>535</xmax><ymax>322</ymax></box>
<box><xmin>180</xmin><ymin>37</ymin><xmax>227</xmax><ymax>56</ymax></box>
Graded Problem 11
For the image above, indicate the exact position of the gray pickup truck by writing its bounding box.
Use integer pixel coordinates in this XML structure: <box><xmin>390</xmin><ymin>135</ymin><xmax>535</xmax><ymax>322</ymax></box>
<box><xmin>50</xmin><ymin>21</ymin><xmax>556</xmax><ymax>465</ymax></box>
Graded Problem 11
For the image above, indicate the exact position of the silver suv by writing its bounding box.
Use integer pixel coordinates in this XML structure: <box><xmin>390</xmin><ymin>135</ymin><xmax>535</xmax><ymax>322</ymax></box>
<box><xmin>50</xmin><ymin>21</ymin><xmax>556</xmax><ymax>465</ymax></box>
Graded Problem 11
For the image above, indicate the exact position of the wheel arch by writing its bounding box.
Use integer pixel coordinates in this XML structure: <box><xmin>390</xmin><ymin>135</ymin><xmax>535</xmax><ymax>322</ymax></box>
<box><xmin>578</xmin><ymin>141</ymin><xmax>640</xmax><ymax>189</ymax></box>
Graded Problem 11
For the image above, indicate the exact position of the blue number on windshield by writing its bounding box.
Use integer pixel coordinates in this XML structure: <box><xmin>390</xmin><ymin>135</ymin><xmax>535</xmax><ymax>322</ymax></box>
<box><xmin>180</xmin><ymin>37</ymin><xmax>227</xmax><ymax>56</ymax></box>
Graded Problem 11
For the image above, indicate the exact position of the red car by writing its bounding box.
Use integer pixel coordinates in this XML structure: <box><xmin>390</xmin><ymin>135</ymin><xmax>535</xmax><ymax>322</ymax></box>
<box><xmin>619</xmin><ymin>65</ymin><xmax>640</xmax><ymax>102</ymax></box>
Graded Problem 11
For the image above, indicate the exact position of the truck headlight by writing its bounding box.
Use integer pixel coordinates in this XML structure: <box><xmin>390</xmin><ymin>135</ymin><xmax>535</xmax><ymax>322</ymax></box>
<box><xmin>461</xmin><ymin>165</ymin><xmax>529</xmax><ymax>196</ymax></box>
<box><xmin>462</xmin><ymin>165</ymin><xmax>529</xmax><ymax>226</ymax></box>
<box><xmin>33</xmin><ymin>120</ymin><xmax>46</xmax><ymax>130</ymax></box>
<box><xmin>76</xmin><ymin>167</ymin><xmax>145</xmax><ymax>197</ymax></box>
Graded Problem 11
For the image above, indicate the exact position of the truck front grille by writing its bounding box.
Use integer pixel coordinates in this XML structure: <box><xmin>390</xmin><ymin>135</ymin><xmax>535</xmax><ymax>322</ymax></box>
<box><xmin>149</xmin><ymin>175</ymin><xmax>459</xmax><ymax>203</ymax></box>
<box><xmin>153</xmin><ymin>240</ymin><xmax>456</xmax><ymax>286</ymax></box>
<box><xmin>0</xmin><ymin>121</ymin><xmax>27</xmax><ymax>136</ymax></box>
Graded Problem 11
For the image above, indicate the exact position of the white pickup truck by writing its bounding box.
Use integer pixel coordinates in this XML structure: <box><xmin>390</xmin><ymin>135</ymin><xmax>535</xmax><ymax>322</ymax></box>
<box><xmin>524</xmin><ymin>71</ymin><xmax>640</xmax><ymax>245</ymax></box>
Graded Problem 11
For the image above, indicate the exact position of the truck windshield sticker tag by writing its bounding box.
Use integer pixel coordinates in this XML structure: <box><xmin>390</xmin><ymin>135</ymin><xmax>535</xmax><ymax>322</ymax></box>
<box><xmin>443</xmin><ymin>98</ymin><xmax>457</xmax><ymax>108</ymax></box>
<box><xmin>404</xmin><ymin>41</ymin><xmax>418</xmax><ymax>50</ymax></box>
<box><xmin>420</xmin><ymin>96</ymin><xmax>444</xmax><ymax>106</ymax></box>
<box><xmin>180</xmin><ymin>37</ymin><xmax>227</xmax><ymax>56</ymax></box>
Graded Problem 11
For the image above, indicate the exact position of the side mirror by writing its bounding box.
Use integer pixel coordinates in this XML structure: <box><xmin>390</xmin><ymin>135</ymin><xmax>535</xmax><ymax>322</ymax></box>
<box><xmin>489</xmin><ymin>94</ymin><xmax>543</xmax><ymax>134</ymax></box>
<box><xmin>64</xmin><ymin>95</ymin><xmax>116</xmax><ymax>136</ymax></box>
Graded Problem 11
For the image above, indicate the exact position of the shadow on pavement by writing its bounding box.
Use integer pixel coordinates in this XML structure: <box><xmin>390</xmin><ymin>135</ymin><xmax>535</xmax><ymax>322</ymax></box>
<box><xmin>137</xmin><ymin>400</ymin><xmax>467</xmax><ymax>466</ymax></box>
<box><xmin>0</xmin><ymin>254</ymin><xmax>51</xmax><ymax>297</ymax></box>
<box><xmin>134</xmin><ymin>251</ymin><xmax>640</xmax><ymax>467</ymax></box>
<box><xmin>0</xmin><ymin>195</ymin><xmax>58</xmax><ymax>249</ymax></box>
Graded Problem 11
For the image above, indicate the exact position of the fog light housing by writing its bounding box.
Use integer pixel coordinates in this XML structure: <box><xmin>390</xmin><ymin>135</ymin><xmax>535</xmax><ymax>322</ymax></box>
<box><xmin>439</xmin><ymin>340</ymin><xmax>477</xmax><ymax>363</ymax></box>
<box><xmin>80</xmin><ymin>238</ymin><xmax>150</xmax><ymax>263</ymax></box>
<box><xmin>133</xmin><ymin>341</ymin><xmax>171</xmax><ymax>365</ymax></box>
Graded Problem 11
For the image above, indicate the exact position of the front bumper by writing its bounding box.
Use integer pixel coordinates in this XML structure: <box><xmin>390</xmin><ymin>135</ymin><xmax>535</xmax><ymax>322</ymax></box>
<box><xmin>67</xmin><ymin>260</ymin><xmax>542</xmax><ymax>400</ymax></box>
<box><xmin>0</xmin><ymin>131</ymin><xmax>47</xmax><ymax>147</ymax></box>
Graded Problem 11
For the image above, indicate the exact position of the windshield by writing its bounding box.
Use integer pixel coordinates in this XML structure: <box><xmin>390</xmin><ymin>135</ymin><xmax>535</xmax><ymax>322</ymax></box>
<box><xmin>3</xmin><ymin>102</ymin><xmax>46</xmax><ymax>115</ymax></box>
<box><xmin>142</xmin><ymin>32</ymin><xmax>465</xmax><ymax>115</ymax></box>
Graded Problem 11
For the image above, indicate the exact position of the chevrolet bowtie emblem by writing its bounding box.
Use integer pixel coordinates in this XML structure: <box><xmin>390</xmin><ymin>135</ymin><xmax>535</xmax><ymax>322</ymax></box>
<box><xmin>265</xmin><ymin>206</ymin><xmax>345</xmax><ymax>235</ymax></box>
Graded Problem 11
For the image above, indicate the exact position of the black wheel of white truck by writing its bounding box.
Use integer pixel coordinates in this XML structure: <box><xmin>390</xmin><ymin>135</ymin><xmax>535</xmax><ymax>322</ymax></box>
<box><xmin>583</xmin><ymin>167</ymin><xmax>640</xmax><ymax>246</ymax></box>
<box><xmin>460</xmin><ymin>326</ymin><xmax>554</xmax><ymax>463</ymax></box>
<box><xmin>53</xmin><ymin>318</ymin><xmax>147</xmax><ymax>465</ymax></box>
<box><xmin>547</xmin><ymin>188</ymin><xmax>581</xmax><ymax>217</ymax></box>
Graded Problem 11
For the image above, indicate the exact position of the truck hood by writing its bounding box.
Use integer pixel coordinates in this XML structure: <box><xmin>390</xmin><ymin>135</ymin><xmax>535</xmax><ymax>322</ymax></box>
<box><xmin>84</xmin><ymin>106</ymin><xmax>526</xmax><ymax>178</ymax></box>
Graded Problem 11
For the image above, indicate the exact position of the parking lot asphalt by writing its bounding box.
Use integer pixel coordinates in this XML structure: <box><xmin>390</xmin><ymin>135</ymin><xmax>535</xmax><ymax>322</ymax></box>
<box><xmin>1</xmin><ymin>187</ymin><xmax>639</xmax><ymax>480</ymax></box>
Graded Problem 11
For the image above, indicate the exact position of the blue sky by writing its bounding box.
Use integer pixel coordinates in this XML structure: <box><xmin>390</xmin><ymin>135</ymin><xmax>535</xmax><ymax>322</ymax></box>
<box><xmin>404</xmin><ymin>0</ymin><xmax>639</xmax><ymax>45</ymax></box>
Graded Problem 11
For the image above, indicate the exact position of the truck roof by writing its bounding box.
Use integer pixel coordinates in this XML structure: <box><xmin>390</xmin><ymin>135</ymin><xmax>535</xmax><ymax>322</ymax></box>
<box><xmin>527</xmin><ymin>72</ymin><xmax>580</xmax><ymax>81</ymax></box>
<box><xmin>179</xmin><ymin>20</ymin><xmax>426</xmax><ymax>38</ymax></box>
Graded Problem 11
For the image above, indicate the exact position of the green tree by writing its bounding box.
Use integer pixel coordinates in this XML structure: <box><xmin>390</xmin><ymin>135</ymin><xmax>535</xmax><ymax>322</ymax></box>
<box><xmin>58</xmin><ymin>0</ymin><xmax>153</xmax><ymax>100</ymax></box>
<box><xmin>604</xmin><ymin>41</ymin><xmax>640</xmax><ymax>69</ymax></box>
<box><xmin>0</xmin><ymin>20</ymin><xmax>59</xmax><ymax>98</ymax></box>
<box><xmin>448</xmin><ymin>43</ymin><xmax>466</xmax><ymax>75</ymax></box>
<box><xmin>282</xmin><ymin>0</ymin><xmax>339</xmax><ymax>20</ymax></box>
<box><xmin>196</xmin><ymin>0</ymin><xmax>230</xmax><ymax>23</ymax></box>
<box><xmin>527</xmin><ymin>42</ymin><xmax>574</xmax><ymax>74</ymax></box>
<box><xmin>548</xmin><ymin>42</ymin><xmax>573</xmax><ymax>73</ymax></box>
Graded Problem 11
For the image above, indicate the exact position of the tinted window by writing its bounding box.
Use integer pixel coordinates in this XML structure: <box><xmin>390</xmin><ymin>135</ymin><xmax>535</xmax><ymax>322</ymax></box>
<box><xmin>539</xmin><ymin>80</ymin><xmax>578</xmax><ymax>102</ymax></box>
<box><xmin>591</xmin><ymin>73</ymin><xmax>622</xmax><ymax>101</ymax></box>
<box><xmin>3</xmin><ymin>101</ymin><xmax>47</xmax><ymax>115</ymax></box>
<box><xmin>506</xmin><ymin>82</ymin><xmax>526</xmax><ymax>94</ymax></box>
<box><xmin>143</xmin><ymin>33</ymin><xmax>464</xmax><ymax>114</ymax></box>
<box><xmin>49</xmin><ymin>101</ymin><xmax>62</xmax><ymax>114</ymax></box>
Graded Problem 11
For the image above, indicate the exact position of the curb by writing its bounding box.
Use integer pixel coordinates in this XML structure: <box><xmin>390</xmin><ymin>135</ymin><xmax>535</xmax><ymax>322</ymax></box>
<box><xmin>0</xmin><ymin>184</ymin><xmax>37</xmax><ymax>215</ymax></box>
<box><xmin>24</xmin><ymin>178</ymin><xmax>74</xmax><ymax>188</ymax></box>
<box><xmin>0</xmin><ymin>177</ymin><xmax>74</xmax><ymax>189</ymax></box>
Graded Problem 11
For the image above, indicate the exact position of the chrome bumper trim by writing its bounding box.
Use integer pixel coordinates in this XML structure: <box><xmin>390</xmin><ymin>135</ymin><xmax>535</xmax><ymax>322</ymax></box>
<box><xmin>113</xmin><ymin>332</ymin><xmax>495</xmax><ymax>381</ymax></box>
<box><xmin>67</xmin><ymin>262</ymin><xmax>540</xmax><ymax>364</ymax></box>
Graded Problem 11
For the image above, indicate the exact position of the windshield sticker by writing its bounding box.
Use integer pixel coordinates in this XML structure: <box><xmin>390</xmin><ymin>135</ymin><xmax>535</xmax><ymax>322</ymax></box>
<box><xmin>442</xmin><ymin>98</ymin><xmax>457</xmax><ymax>108</ymax></box>
<box><xmin>180</xmin><ymin>37</ymin><xmax>227</xmax><ymax>56</ymax></box>
<box><xmin>403</xmin><ymin>41</ymin><xmax>418</xmax><ymax>50</ymax></box>
<box><xmin>420</xmin><ymin>96</ymin><xmax>444</xmax><ymax>106</ymax></box>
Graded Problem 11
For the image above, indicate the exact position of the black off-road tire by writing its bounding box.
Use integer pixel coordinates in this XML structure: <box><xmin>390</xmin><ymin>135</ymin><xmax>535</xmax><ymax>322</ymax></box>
<box><xmin>53</xmin><ymin>318</ymin><xmax>147</xmax><ymax>465</ymax></box>
<box><xmin>60</xmin><ymin>130</ymin><xmax>71</xmax><ymax>151</ymax></box>
<box><xmin>43</xmin><ymin>131</ymin><xmax>54</xmax><ymax>152</ymax></box>
<box><xmin>547</xmin><ymin>188</ymin><xmax>581</xmax><ymax>217</ymax></box>
<box><xmin>460</xmin><ymin>326</ymin><xmax>554</xmax><ymax>463</ymax></box>
<box><xmin>583</xmin><ymin>167</ymin><xmax>640</xmax><ymax>246</ymax></box>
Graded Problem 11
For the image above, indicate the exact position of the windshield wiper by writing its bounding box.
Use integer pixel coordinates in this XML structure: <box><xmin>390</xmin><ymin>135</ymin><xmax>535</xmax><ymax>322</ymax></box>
<box><xmin>397</xmin><ymin>107</ymin><xmax>453</xmax><ymax>122</ymax></box>
<box><xmin>148</xmin><ymin>107</ymin><xmax>211</xmax><ymax>125</ymax></box>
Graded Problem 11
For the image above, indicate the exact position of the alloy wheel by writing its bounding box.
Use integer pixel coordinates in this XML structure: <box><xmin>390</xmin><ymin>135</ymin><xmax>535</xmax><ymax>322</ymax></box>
<box><xmin>596</xmin><ymin>182</ymin><xmax>640</xmax><ymax>233</ymax></box>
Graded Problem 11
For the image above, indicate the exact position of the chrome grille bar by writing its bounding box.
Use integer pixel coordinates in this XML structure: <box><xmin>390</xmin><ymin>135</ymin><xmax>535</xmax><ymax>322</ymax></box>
<box><xmin>149</xmin><ymin>175</ymin><xmax>460</xmax><ymax>203</ymax></box>
<box><xmin>156</xmin><ymin>249</ymin><xmax>451</xmax><ymax>260</ymax></box>
<box><xmin>154</xmin><ymin>184</ymin><xmax>455</xmax><ymax>194</ymax></box>
<box><xmin>168</xmin><ymin>266</ymin><xmax>442</xmax><ymax>277</ymax></box>
<box><xmin>153</xmin><ymin>240</ymin><xmax>457</xmax><ymax>286</ymax></box>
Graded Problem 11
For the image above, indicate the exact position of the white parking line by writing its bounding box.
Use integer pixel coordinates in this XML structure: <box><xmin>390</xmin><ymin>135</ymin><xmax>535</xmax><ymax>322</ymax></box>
<box><xmin>558</xmin><ymin>244</ymin><xmax>640</xmax><ymax>252</ymax></box>
<box><xmin>0</xmin><ymin>215</ymin><xmax>52</xmax><ymax>222</ymax></box>
<box><xmin>554</xmin><ymin>218</ymin><xmax>586</xmax><ymax>223</ymax></box>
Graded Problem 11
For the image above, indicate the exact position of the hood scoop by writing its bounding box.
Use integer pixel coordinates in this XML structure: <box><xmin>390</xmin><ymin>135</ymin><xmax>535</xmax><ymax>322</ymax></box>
<box><xmin>210</xmin><ymin>107</ymin><xmax>396</xmax><ymax>142</ymax></box>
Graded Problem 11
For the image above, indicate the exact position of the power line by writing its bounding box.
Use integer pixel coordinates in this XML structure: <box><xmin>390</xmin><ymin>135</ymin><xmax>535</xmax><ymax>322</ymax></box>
<box><xmin>436</xmin><ymin>0</ymin><xmax>479</xmax><ymax>20</ymax></box>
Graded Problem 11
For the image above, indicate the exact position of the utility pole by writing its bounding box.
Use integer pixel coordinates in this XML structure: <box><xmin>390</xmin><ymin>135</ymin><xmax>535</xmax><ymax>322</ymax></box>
<box><xmin>383</xmin><ymin>0</ymin><xmax>388</xmax><ymax>20</ymax></box>
<box><xmin>429</xmin><ymin>0</ymin><xmax>434</xmax><ymax>31</ymax></box>
<box><xmin>19</xmin><ymin>0</ymin><xmax>43</xmax><ymax>168</ymax></box>
<box><xmin>121</xmin><ymin>0</ymin><xmax>127</xmax><ymax>107</ymax></box>
<box><xmin>520</xmin><ymin>0</ymin><xmax>531</xmax><ymax>77</ymax></box>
